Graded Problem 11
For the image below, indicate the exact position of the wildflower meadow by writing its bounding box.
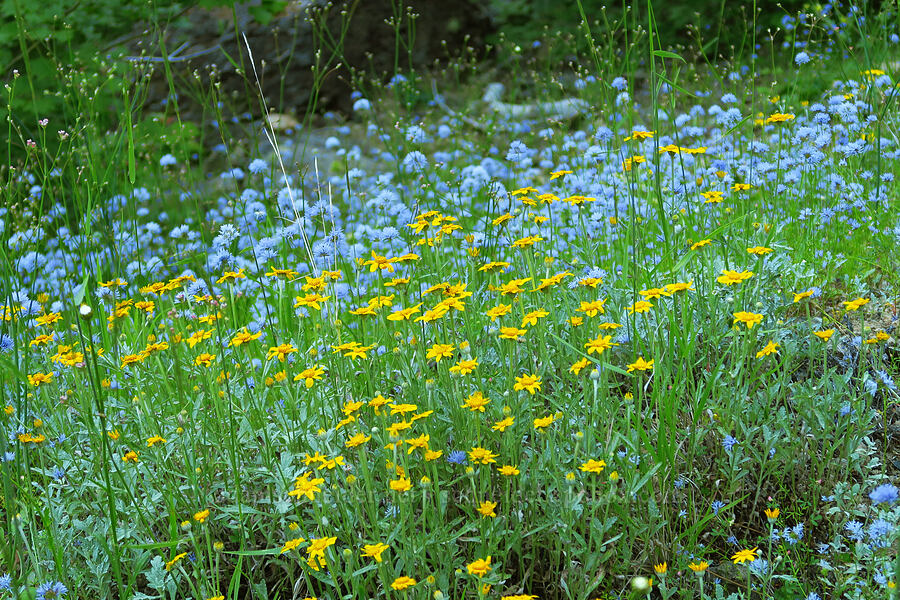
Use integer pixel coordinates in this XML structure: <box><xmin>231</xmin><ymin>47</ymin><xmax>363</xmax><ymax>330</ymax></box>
<box><xmin>1</xmin><ymin>1</ymin><xmax>900</xmax><ymax>599</ymax></box>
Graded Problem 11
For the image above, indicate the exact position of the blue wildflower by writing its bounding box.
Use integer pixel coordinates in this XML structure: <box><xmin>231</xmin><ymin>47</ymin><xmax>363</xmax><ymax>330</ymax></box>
<box><xmin>785</xmin><ymin>522</ymin><xmax>803</xmax><ymax>545</ymax></box>
<box><xmin>35</xmin><ymin>581</ymin><xmax>67</xmax><ymax>600</ymax></box>
<box><xmin>159</xmin><ymin>153</ymin><xmax>177</xmax><ymax>167</ymax></box>
<box><xmin>402</xmin><ymin>151</ymin><xmax>428</xmax><ymax>172</ymax></box>
<box><xmin>749</xmin><ymin>558</ymin><xmax>769</xmax><ymax>577</ymax></box>
<box><xmin>844</xmin><ymin>520</ymin><xmax>865</xmax><ymax>540</ymax></box>
<box><xmin>405</xmin><ymin>125</ymin><xmax>427</xmax><ymax>144</ymax></box>
<box><xmin>869</xmin><ymin>483</ymin><xmax>898</xmax><ymax>504</ymax></box>
<box><xmin>722</xmin><ymin>435</ymin><xmax>739</xmax><ymax>452</ymax></box>
<box><xmin>868</xmin><ymin>518</ymin><xmax>893</xmax><ymax>541</ymax></box>
<box><xmin>711</xmin><ymin>500</ymin><xmax>726</xmax><ymax>515</ymax></box>
<box><xmin>447</xmin><ymin>450</ymin><xmax>466</xmax><ymax>465</ymax></box>
<box><xmin>248</xmin><ymin>159</ymin><xmax>268</xmax><ymax>174</ymax></box>
<box><xmin>221</xmin><ymin>167</ymin><xmax>244</xmax><ymax>180</ymax></box>
<box><xmin>795</xmin><ymin>51</ymin><xmax>811</xmax><ymax>65</ymax></box>
<box><xmin>505</xmin><ymin>140</ymin><xmax>530</xmax><ymax>163</ymax></box>
<box><xmin>0</xmin><ymin>573</ymin><xmax>10</xmax><ymax>590</ymax></box>
<box><xmin>611</xmin><ymin>76</ymin><xmax>627</xmax><ymax>91</ymax></box>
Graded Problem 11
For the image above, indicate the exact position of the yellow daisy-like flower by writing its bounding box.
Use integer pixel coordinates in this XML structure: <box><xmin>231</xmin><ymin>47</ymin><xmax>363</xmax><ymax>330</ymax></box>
<box><xmin>165</xmin><ymin>552</ymin><xmax>188</xmax><ymax>571</ymax></box>
<box><xmin>294</xmin><ymin>365</ymin><xmax>326</xmax><ymax>388</ymax></box>
<box><xmin>577</xmin><ymin>299</ymin><xmax>606</xmax><ymax>317</ymax></box>
<box><xmin>569</xmin><ymin>357</ymin><xmax>591</xmax><ymax>375</ymax></box>
<box><xmin>361</xmin><ymin>542</ymin><xmax>389</xmax><ymax>563</ymax></box>
<box><xmin>731</xmin><ymin>547</ymin><xmax>759</xmax><ymax>564</ymax></box>
<box><xmin>280</xmin><ymin>537</ymin><xmax>306</xmax><ymax>554</ymax></box>
<box><xmin>477</xmin><ymin>500</ymin><xmax>497</xmax><ymax>518</ymax></box>
<box><xmin>486</xmin><ymin>303</ymin><xmax>513</xmax><ymax>322</ymax></box>
<box><xmin>425</xmin><ymin>343</ymin><xmax>455</xmax><ymax>362</ymax></box>
<box><xmin>814</xmin><ymin>329</ymin><xmax>835</xmax><ymax>341</ymax></box>
<box><xmin>469</xmin><ymin>447</ymin><xmax>498</xmax><ymax>465</ymax></box>
<box><xmin>449</xmin><ymin>358</ymin><xmax>478</xmax><ymax>375</ymax></box>
<box><xmin>627</xmin><ymin>300</ymin><xmax>653</xmax><ymax>314</ymax></box>
<box><xmin>585</xmin><ymin>334</ymin><xmax>618</xmax><ymax>356</ymax></box>
<box><xmin>842</xmin><ymin>297</ymin><xmax>870</xmax><ymax>311</ymax></box>
<box><xmin>765</xmin><ymin>113</ymin><xmax>795</xmax><ymax>124</ymax></box>
<box><xmin>462</xmin><ymin>391</ymin><xmax>490</xmax><ymax>412</ymax></box>
<box><xmin>756</xmin><ymin>341</ymin><xmax>780</xmax><ymax>359</ymax></box>
<box><xmin>467</xmin><ymin>556</ymin><xmax>492</xmax><ymax>577</ymax></box>
<box><xmin>389</xmin><ymin>477</ymin><xmax>412</xmax><ymax>493</ymax></box>
<box><xmin>345</xmin><ymin>432</ymin><xmax>371</xmax><ymax>448</ymax></box>
<box><xmin>27</xmin><ymin>372</ymin><xmax>53</xmax><ymax>387</ymax></box>
<box><xmin>533</xmin><ymin>415</ymin><xmax>555</xmax><ymax>430</ymax></box>
<box><xmin>521</xmin><ymin>309</ymin><xmax>548</xmax><ymax>327</ymax></box>
<box><xmin>216</xmin><ymin>268</ymin><xmax>246</xmax><ymax>284</ymax></box>
<box><xmin>266</xmin><ymin>343</ymin><xmax>298</xmax><ymax>362</ymax></box>
<box><xmin>391</xmin><ymin>576</ymin><xmax>417</xmax><ymax>591</ymax></box>
<box><xmin>230</xmin><ymin>328</ymin><xmax>261</xmax><ymax>346</ymax></box>
<box><xmin>716</xmin><ymin>269</ymin><xmax>754</xmax><ymax>285</ymax></box>
<box><xmin>793</xmin><ymin>289</ymin><xmax>815</xmax><ymax>303</ymax></box>
<box><xmin>626</xmin><ymin>357</ymin><xmax>654</xmax><ymax>372</ymax></box>
<box><xmin>732</xmin><ymin>311</ymin><xmax>763</xmax><ymax>329</ymax></box>
<box><xmin>514</xmin><ymin>373</ymin><xmax>542</xmax><ymax>395</ymax></box>
<box><xmin>492</xmin><ymin>416</ymin><xmax>514</xmax><ymax>432</ymax></box>
<box><xmin>193</xmin><ymin>509</ymin><xmax>210</xmax><ymax>523</ymax></box>
<box><xmin>579</xmin><ymin>459</ymin><xmax>606</xmax><ymax>474</ymax></box>
<box><xmin>499</xmin><ymin>326</ymin><xmax>527</xmax><ymax>340</ymax></box>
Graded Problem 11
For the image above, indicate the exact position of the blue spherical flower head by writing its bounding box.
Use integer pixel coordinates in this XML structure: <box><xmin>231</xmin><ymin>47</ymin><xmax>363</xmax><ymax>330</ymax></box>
<box><xmin>402</xmin><ymin>151</ymin><xmax>428</xmax><ymax>173</ymax></box>
<box><xmin>404</xmin><ymin>125</ymin><xmax>427</xmax><ymax>144</ymax></box>
<box><xmin>0</xmin><ymin>333</ymin><xmax>13</xmax><ymax>353</ymax></box>
<box><xmin>447</xmin><ymin>450</ymin><xmax>466</xmax><ymax>465</ymax></box>
<box><xmin>0</xmin><ymin>572</ymin><xmax>11</xmax><ymax>590</ymax></box>
<box><xmin>36</xmin><ymin>581</ymin><xmax>67</xmax><ymax>600</ymax></box>
<box><xmin>869</xmin><ymin>483</ymin><xmax>898</xmax><ymax>504</ymax></box>
<box><xmin>248</xmin><ymin>158</ymin><xmax>268</xmax><ymax>174</ymax></box>
<box><xmin>795</xmin><ymin>51</ymin><xmax>811</xmax><ymax>65</ymax></box>
<box><xmin>505</xmin><ymin>140</ymin><xmax>530</xmax><ymax>163</ymax></box>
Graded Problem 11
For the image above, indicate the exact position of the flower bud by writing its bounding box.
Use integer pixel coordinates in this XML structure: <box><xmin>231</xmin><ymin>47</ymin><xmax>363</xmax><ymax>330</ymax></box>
<box><xmin>631</xmin><ymin>576</ymin><xmax>651</xmax><ymax>593</ymax></box>
<box><xmin>79</xmin><ymin>303</ymin><xmax>93</xmax><ymax>320</ymax></box>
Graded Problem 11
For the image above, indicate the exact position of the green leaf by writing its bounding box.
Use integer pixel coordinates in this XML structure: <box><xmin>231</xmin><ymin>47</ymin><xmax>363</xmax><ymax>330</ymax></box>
<box><xmin>73</xmin><ymin>273</ymin><xmax>90</xmax><ymax>305</ymax></box>
<box><xmin>653</xmin><ymin>50</ymin><xmax>686</xmax><ymax>63</ymax></box>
